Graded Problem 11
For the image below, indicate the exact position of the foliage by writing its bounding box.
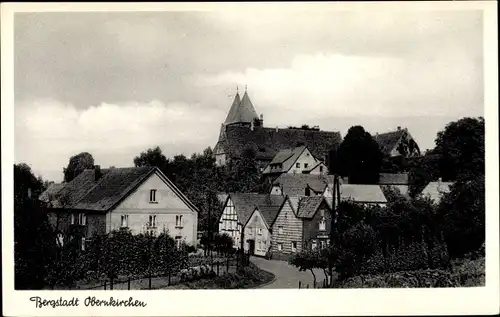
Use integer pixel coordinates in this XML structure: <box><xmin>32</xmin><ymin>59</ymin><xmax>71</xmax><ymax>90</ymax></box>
<box><xmin>408</xmin><ymin>152</ymin><xmax>441</xmax><ymax>197</ymax></box>
<box><xmin>333</xmin><ymin>256</ymin><xmax>484</xmax><ymax>288</ymax></box>
<box><xmin>176</xmin><ymin>262</ymin><xmax>274</xmax><ymax>289</ymax></box>
<box><xmin>437</xmin><ymin>175</ymin><xmax>485</xmax><ymax>258</ymax></box>
<box><xmin>133</xmin><ymin>146</ymin><xmax>264</xmax><ymax>232</ymax></box>
<box><xmin>289</xmin><ymin>250</ymin><xmax>328</xmax><ymax>285</ymax></box>
<box><xmin>434</xmin><ymin>117</ymin><xmax>484</xmax><ymax>181</ymax></box>
<box><xmin>63</xmin><ymin>152</ymin><xmax>95</xmax><ymax>182</ymax></box>
<box><xmin>331</xmin><ymin>125</ymin><xmax>383</xmax><ymax>184</ymax></box>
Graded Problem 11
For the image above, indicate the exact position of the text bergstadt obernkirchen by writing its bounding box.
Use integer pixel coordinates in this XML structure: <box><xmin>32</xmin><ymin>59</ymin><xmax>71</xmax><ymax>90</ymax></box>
<box><xmin>30</xmin><ymin>296</ymin><xmax>147</xmax><ymax>308</ymax></box>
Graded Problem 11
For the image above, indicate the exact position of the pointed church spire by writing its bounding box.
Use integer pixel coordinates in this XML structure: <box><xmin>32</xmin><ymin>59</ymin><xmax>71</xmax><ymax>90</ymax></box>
<box><xmin>223</xmin><ymin>87</ymin><xmax>259</xmax><ymax>126</ymax></box>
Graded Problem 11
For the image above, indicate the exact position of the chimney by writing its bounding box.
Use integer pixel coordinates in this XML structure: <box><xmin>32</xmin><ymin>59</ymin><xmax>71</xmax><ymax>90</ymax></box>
<box><xmin>397</xmin><ymin>126</ymin><xmax>401</xmax><ymax>131</ymax></box>
<box><xmin>276</xmin><ymin>126</ymin><xmax>279</xmax><ymax>132</ymax></box>
<box><xmin>94</xmin><ymin>165</ymin><xmax>102</xmax><ymax>182</ymax></box>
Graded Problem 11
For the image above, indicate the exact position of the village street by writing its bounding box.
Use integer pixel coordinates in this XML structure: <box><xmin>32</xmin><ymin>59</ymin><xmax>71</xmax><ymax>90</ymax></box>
<box><xmin>251</xmin><ymin>256</ymin><xmax>328</xmax><ymax>289</ymax></box>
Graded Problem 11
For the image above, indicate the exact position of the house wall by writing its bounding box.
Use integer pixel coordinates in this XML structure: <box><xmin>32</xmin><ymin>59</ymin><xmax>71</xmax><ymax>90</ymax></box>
<box><xmin>288</xmin><ymin>148</ymin><xmax>319</xmax><ymax>174</ymax></box>
<box><xmin>309</xmin><ymin>162</ymin><xmax>328</xmax><ymax>175</ymax></box>
<box><xmin>302</xmin><ymin>201</ymin><xmax>331</xmax><ymax>250</ymax></box>
<box><xmin>47</xmin><ymin>210</ymin><xmax>106</xmax><ymax>239</ymax></box>
<box><xmin>270</xmin><ymin>185</ymin><xmax>283</xmax><ymax>196</ymax></box>
<box><xmin>271</xmin><ymin>200</ymin><xmax>303</xmax><ymax>255</ymax></box>
<box><xmin>244</xmin><ymin>209</ymin><xmax>270</xmax><ymax>257</ymax></box>
<box><xmin>111</xmin><ymin>171</ymin><xmax>198</xmax><ymax>246</ymax></box>
<box><xmin>218</xmin><ymin>197</ymin><xmax>241</xmax><ymax>248</ymax></box>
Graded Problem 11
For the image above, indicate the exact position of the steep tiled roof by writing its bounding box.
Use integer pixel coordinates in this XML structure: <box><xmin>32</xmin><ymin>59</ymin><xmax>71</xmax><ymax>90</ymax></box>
<box><xmin>73</xmin><ymin>167</ymin><xmax>155</xmax><ymax>211</ymax></box>
<box><xmin>374</xmin><ymin>129</ymin><xmax>406</xmax><ymax>156</ymax></box>
<box><xmin>297</xmin><ymin>196</ymin><xmax>326</xmax><ymax>218</ymax></box>
<box><xmin>48</xmin><ymin>166</ymin><xmax>198</xmax><ymax>213</ymax></box>
<box><xmin>420</xmin><ymin>181</ymin><xmax>453</xmax><ymax>203</ymax></box>
<box><xmin>39</xmin><ymin>182</ymin><xmax>66</xmax><ymax>203</ymax></box>
<box><xmin>273</xmin><ymin>174</ymin><xmax>335</xmax><ymax>196</ymax></box>
<box><xmin>224</xmin><ymin>92</ymin><xmax>259</xmax><ymax>125</ymax></box>
<box><xmin>218</xmin><ymin>125</ymin><xmax>342</xmax><ymax>162</ymax></box>
<box><xmin>379</xmin><ymin>173</ymin><xmax>409</xmax><ymax>185</ymax></box>
<box><xmin>55</xmin><ymin>170</ymin><xmax>98</xmax><ymax>207</ymax></box>
<box><xmin>258</xmin><ymin>204</ymin><xmax>283</xmax><ymax>228</ymax></box>
<box><xmin>229</xmin><ymin>193</ymin><xmax>286</xmax><ymax>226</ymax></box>
<box><xmin>263</xmin><ymin>146</ymin><xmax>307</xmax><ymax>174</ymax></box>
<box><xmin>340</xmin><ymin>184</ymin><xmax>388</xmax><ymax>204</ymax></box>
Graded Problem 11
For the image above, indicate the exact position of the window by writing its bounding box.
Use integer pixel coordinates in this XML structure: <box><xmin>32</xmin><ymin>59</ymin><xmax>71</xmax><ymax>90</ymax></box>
<box><xmin>70</xmin><ymin>213</ymin><xmax>75</xmax><ymax>225</ymax></box>
<box><xmin>319</xmin><ymin>166</ymin><xmax>323</xmax><ymax>172</ymax></box>
<box><xmin>304</xmin><ymin>163</ymin><xmax>309</xmax><ymax>169</ymax></box>
<box><xmin>296</xmin><ymin>163</ymin><xmax>300</xmax><ymax>168</ymax></box>
<box><xmin>176</xmin><ymin>215</ymin><xmax>183</xmax><ymax>227</ymax></box>
<box><xmin>81</xmin><ymin>237</ymin><xmax>86</xmax><ymax>251</ymax></box>
<box><xmin>79</xmin><ymin>213</ymin><xmax>87</xmax><ymax>225</ymax></box>
<box><xmin>121</xmin><ymin>215</ymin><xmax>129</xmax><ymax>227</ymax></box>
<box><xmin>257</xmin><ymin>228</ymin><xmax>263</xmax><ymax>235</ymax></box>
<box><xmin>175</xmin><ymin>236</ymin><xmax>182</xmax><ymax>250</ymax></box>
<box><xmin>278</xmin><ymin>226</ymin><xmax>284</xmax><ymax>234</ymax></box>
<box><xmin>149</xmin><ymin>189</ymin><xmax>157</xmax><ymax>203</ymax></box>
<box><xmin>319</xmin><ymin>217</ymin><xmax>326</xmax><ymax>231</ymax></box>
<box><xmin>311</xmin><ymin>240</ymin><xmax>317</xmax><ymax>250</ymax></box>
<box><xmin>291</xmin><ymin>241</ymin><xmax>297</xmax><ymax>252</ymax></box>
<box><xmin>149</xmin><ymin>215</ymin><xmax>156</xmax><ymax>228</ymax></box>
<box><xmin>277</xmin><ymin>243</ymin><xmax>283</xmax><ymax>251</ymax></box>
<box><xmin>319</xmin><ymin>240</ymin><xmax>326</xmax><ymax>250</ymax></box>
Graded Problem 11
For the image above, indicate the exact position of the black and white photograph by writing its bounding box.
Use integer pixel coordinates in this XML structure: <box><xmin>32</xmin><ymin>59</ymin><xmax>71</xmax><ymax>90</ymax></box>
<box><xmin>2</xmin><ymin>2</ymin><xmax>498</xmax><ymax>316</ymax></box>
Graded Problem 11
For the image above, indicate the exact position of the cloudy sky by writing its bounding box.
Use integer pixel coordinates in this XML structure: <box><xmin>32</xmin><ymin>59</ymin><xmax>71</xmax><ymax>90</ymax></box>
<box><xmin>14</xmin><ymin>8</ymin><xmax>484</xmax><ymax>182</ymax></box>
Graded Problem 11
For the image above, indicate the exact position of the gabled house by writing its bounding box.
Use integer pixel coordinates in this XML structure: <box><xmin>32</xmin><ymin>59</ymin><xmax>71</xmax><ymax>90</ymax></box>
<box><xmin>378</xmin><ymin>172</ymin><xmax>410</xmax><ymax>198</ymax></box>
<box><xmin>263</xmin><ymin>145</ymin><xmax>328</xmax><ymax>176</ymax></box>
<box><xmin>40</xmin><ymin>165</ymin><xmax>199</xmax><ymax>249</ymax></box>
<box><xmin>270</xmin><ymin>197</ymin><xmax>302</xmax><ymax>257</ymax></box>
<box><xmin>243</xmin><ymin>200</ymin><xmax>287</xmax><ymax>257</ymax></box>
<box><xmin>218</xmin><ymin>193</ymin><xmax>286</xmax><ymax>251</ymax></box>
<box><xmin>374</xmin><ymin>127</ymin><xmax>421</xmax><ymax>158</ymax></box>
<box><xmin>271</xmin><ymin>173</ymin><xmax>335</xmax><ymax>197</ymax></box>
<box><xmin>297</xmin><ymin>196</ymin><xmax>332</xmax><ymax>251</ymax></box>
<box><xmin>420</xmin><ymin>179</ymin><xmax>453</xmax><ymax>204</ymax></box>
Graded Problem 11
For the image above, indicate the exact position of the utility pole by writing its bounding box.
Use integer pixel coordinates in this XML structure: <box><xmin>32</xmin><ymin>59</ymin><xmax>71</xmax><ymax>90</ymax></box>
<box><xmin>208</xmin><ymin>193</ymin><xmax>212</xmax><ymax>259</ymax></box>
<box><xmin>329</xmin><ymin>174</ymin><xmax>341</xmax><ymax>287</ymax></box>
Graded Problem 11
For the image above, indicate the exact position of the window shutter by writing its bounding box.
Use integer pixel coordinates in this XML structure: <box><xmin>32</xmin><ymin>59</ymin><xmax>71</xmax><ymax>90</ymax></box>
<box><xmin>70</xmin><ymin>213</ymin><xmax>75</xmax><ymax>225</ymax></box>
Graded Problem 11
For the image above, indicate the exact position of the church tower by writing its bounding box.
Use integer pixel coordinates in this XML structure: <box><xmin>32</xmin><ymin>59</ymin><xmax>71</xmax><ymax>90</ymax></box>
<box><xmin>223</xmin><ymin>87</ymin><xmax>261</xmax><ymax>127</ymax></box>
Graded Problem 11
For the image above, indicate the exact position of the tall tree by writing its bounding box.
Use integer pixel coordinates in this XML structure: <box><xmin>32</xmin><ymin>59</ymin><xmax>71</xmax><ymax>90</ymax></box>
<box><xmin>63</xmin><ymin>152</ymin><xmax>95</xmax><ymax>182</ymax></box>
<box><xmin>435</xmin><ymin>117</ymin><xmax>484</xmax><ymax>181</ymax></box>
<box><xmin>14</xmin><ymin>164</ymin><xmax>55</xmax><ymax>289</ymax></box>
<box><xmin>332</xmin><ymin>125</ymin><xmax>383</xmax><ymax>184</ymax></box>
<box><xmin>133</xmin><ymin>146</ymin><xmax>168</xmax><ymax>169</ymax></box>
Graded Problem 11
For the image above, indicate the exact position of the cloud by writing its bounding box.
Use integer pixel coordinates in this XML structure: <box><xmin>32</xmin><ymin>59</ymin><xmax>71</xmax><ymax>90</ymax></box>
<box><xmin>15</xmin><ymin>99</ymin><xmax>224</xmax><ymax>182</ymax></box>
<box><xmin>197</xmin><ymin>51</ymin><xmax>483</xmax><ymax>123</ymax></box>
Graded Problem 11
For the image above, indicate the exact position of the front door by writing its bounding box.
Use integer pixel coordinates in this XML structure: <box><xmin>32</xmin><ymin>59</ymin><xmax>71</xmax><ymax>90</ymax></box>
<box><xmin>248</xmin><ymin>239</ymin><xmax>255</xmax><ymax>255</ymax></box>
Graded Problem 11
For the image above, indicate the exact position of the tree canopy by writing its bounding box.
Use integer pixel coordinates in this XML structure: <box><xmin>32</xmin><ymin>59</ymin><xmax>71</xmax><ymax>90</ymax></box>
<box><xmin>434</xmin><ymin>117</ymin><xmax>484</xmax><ymax>181</ymax></box>
<box><xmin>331</xmin><ymin>125</ymin><xmax>383</xmax><ymax>184</ymax></box>
<box><xmin>63</xmin><ymin>152</ymin><xmax>95</xmax><ymax>182</ymax></box>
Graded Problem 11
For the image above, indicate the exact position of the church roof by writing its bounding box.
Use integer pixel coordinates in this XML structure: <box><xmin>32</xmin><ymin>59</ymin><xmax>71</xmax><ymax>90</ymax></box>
<box><xmin>217</xmin><ymin>125</ymin><xmax>342</xmax><ymax>162</ymax></box>
<box><xmin>224</xmin><ymin>91</ymin><xmax>259</xmax><ymax>125</ymax></box>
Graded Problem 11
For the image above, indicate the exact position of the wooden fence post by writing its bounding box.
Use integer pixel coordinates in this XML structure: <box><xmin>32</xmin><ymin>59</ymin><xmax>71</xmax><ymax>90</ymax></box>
<box><xmin>104</xmin><ymin>281</ymin><xmax>107</xmax><ymax>290</ymax></box>
<box><xmin>148</xmin><ymin>273</ymin><xmax>152</xmax><ymax>290</ymax></box>
<box><xmin>307</xmin><ymin>284</ymin><xmax>309</xmax><ymax>289</ymax></box>
<box><xmin>299</xmin><ymin>281</ymin><xmax>301</xmax><ymax>289</ymax></box>
<box><xmin>217</xmin><ymin>261</ymin><xmax>220</xmax><ymax>276</ymax></box>
<box><xmin>226</xmin><ymin>257</ymin><xmax>229</xmax><ymax>273</ymax></box>
<box><xmin>110</xmin><ymin>277</ymin><xmax>114</xmax><ymax>290</ymax></box>
<box><xmin>168</xmin><ymin>269</ymin><xmax>171</xmax><ymax>286</ymax></box>
<box><xmin>127</xmin><ymin>277</ymin><xmax>131</xmax><ymax>290</ymax></box>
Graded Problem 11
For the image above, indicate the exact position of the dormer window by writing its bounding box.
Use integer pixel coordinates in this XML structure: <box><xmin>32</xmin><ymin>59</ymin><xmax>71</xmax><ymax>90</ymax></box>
<box><xmin>305</xmin><ymin>186</ymin><xmax>311</xmax><ymax>196</ymax></box>
<box><xmin>149</xmin><ymin>189</ymin><xmax>157</xmax><ymax>203</ymax></box>
<box><xmin>319</xmin><ymin>166</ymin><xmax>323</xmax><ymax>172</ymax></box>
<box><xmin>296</xmin><ymin>163</ymin><xmax>300</xmax><ymax>168</ymax></box>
